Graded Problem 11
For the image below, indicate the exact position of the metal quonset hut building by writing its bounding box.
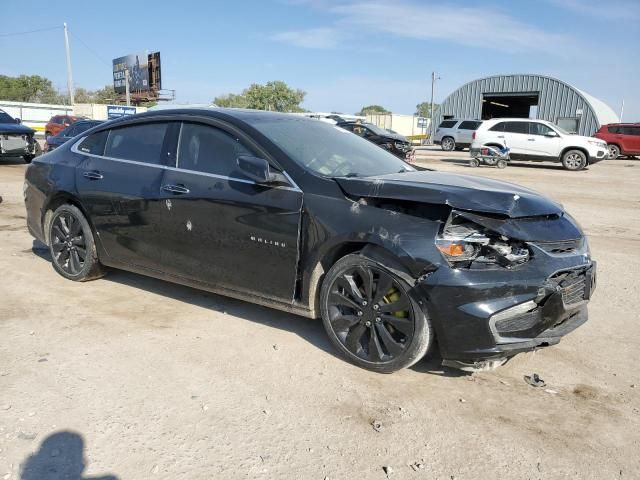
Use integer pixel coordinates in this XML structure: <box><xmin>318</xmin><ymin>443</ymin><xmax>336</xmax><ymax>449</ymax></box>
<box><xmin>433</xmin><ymin>74</ymin><xmax>619</xmax><ymax>136</ymax></box>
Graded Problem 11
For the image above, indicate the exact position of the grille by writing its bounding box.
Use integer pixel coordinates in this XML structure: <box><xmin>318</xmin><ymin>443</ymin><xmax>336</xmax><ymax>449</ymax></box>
<box><xmin>495</xmin><ymin>310</ymin><xmax>540</xmax><ymax>334</ymax></box>
<box><xmin>561</xmin><ymin>275</ymin><xmax>587</xmax><ymax>305</ymax></box>
<box><xmin>535</xmin><ymin>239</ymin><xmax>582</xmax><ymax>254</ymax></box>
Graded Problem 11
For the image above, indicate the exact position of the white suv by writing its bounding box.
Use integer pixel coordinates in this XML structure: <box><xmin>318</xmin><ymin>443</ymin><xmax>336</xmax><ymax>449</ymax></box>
<box><xmin>433</xmin><ymin>119</ymin><xmax>483</xmax><ymax>151</ymax></box>
<box><xmin>471</xmin><ymin>118</ymin><xmax>608</xmax><ymax>171</ymax></box>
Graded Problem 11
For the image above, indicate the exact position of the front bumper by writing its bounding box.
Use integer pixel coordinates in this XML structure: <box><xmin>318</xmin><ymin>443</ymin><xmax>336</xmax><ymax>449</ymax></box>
<box><xmin>413</xmin><ymin>256</ymin><xmax>596</xmax><ymax>364</ymax></box>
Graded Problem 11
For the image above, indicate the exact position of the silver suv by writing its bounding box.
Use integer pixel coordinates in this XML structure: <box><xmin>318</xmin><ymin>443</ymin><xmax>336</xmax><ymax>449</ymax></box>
<box><xmin>433</xmin><ymin>119</ymin><xmax>482</xmax><ymax>151</ymax></box>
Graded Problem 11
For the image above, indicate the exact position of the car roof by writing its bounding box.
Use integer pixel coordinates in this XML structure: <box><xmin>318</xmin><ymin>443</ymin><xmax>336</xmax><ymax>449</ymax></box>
<box><xmin>106</xmin><ymin>107</ymin><xmax>305</xmax><ymax>124</ymax></box>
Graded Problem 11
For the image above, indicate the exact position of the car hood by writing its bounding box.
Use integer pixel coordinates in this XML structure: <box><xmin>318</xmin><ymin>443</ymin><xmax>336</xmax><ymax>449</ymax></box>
<box><xmin>334</xmin><ymin>170</ymin><xmax>563</xmax><ymax>218</ymax></box>
<box><xmin>0</xmin><ymin>123</ymin><xmax>35</xmax><ymax>135</ymax></box>
<box><xmin>384</xmin><ymin>133</ymin><xmax>409</xmax><ymax>143</ymax></box>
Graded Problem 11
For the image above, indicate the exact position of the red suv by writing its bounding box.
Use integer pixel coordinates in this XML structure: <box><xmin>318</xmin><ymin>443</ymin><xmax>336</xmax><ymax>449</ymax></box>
<box><xmin>593</xmin><ymin>123</ymin><xmax>640</xmax><ymax>159</ymax></box>
<box><xmin>45</xmin><ymin>115</ymin><xmax>86</xmax><ymax>138</ymax></box>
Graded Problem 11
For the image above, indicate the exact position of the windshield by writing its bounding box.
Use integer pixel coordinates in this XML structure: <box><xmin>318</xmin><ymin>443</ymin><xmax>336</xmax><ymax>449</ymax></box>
<box><xmin>247</xmin><ymin>116</ymin><xmax>414</xmax><ymax>178</ymax></box>
<box><xmin>0</xmin><ymin>110</ymin><xmax>15</xmax><ymax>123</ymax></box>
<box><xmin>361</xmin><ymin>123</ymin><xmax>388</xmax><ymax>136</ymax></box>
<box><xmin>552</xmin><ymin>124</ymin><xmax>572</xmax><ymax>135</ymax></box>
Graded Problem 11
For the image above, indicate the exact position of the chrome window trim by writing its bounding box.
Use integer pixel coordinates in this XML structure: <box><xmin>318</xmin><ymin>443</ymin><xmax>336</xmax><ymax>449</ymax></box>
<box><xmin>71</xmin><ymin>135</ymin><xmax>302</xmax><ymax>192</ymax></box>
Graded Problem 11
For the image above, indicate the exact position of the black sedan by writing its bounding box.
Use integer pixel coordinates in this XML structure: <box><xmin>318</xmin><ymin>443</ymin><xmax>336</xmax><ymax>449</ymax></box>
<box><xmin>44</xmin><ymin>119</ymin><xmax>103</xmax><ymax>152</ymax></box>
<box><xmin>24</xmin><ymin>109</ymin><xmax>596</xmax><ymax>373</ymax></box>
<box><xmin>338</xmin><ymin>121</ymin><xmax>412</xmax><ymax>159</ymax></box>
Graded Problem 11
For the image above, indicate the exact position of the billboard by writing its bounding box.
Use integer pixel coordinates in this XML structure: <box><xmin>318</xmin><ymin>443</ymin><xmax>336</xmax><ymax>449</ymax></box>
<box><xmin>112</xmin><ymin>53</ymin><xmax>150</xmax><ymax>93</ymax></box>
<box><xmin>107</xmin><ymin>105</ymin><xmax>137</xmax><ymax>119</ymax></box>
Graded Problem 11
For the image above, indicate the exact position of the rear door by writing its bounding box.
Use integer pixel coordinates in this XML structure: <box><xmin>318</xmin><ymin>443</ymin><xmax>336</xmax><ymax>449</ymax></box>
<box><xmin>623</xmin><ymin>126</ymin><xmax>640</xmax><ymax>153</ymax></box>
<box><xmin>158</xmin><ymin>120</ymin><xmax>303</xmax><ymax>301</ymax></box>
<box><xmin>74</xmin><ymin>121</ymin><xmax>176</xmax><ymax>270</ymax></box>
<box><xmin>502</xmin><ymin>121</ymin><xmax>530</xmax><ymax>156</ymax></box>
<box><xmin>456</xmin><ymin>120</ymin><xmax>481</xmax><ymax>145</ymax></box>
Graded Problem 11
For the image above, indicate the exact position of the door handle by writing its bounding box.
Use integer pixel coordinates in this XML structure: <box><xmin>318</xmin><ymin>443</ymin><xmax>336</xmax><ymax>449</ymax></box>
<box><xmin>497</xmin><ymin>135</ymin><xmax>505</xmax><ymax>138</ymax></box>
<box><xmin>83</xmin><ymin>171</ymin><xmax>103</xmax><ymax>180</ymax></box>
<box><xmin>527</xmin><ymin>138</ymin><xmax>536</xmax><ymax>141</ymax></box>
<box><xmin>162</xmin><ymin>184</ymin><xmax>190</xmax><ymax>195</ymax></box>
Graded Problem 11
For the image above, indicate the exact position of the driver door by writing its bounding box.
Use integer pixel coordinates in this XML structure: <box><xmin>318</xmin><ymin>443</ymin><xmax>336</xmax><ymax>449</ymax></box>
<box><xmin>158</xmin><ymin>121</ymin><xmax>303</xmax><ymax>302</ymax></box>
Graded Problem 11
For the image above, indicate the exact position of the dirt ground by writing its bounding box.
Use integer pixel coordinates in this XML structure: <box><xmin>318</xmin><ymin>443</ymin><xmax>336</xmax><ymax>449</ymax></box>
<box><xmin>1</xmin><ymin>149</ymin><xmax>639</xmax><ymax>479</ymax></box>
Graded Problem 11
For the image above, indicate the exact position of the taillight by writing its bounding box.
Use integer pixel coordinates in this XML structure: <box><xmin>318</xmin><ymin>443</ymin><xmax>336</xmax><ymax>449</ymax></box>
<box><xmin>472</xmin><ymin>131</ymin><xmax>476</xmax><ymax>140</ymax></box>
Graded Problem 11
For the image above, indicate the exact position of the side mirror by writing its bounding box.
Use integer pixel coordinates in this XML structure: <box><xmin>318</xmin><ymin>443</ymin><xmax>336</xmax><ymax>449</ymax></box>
<box><xmin>14</xmin><ymin>118</ymin><xmax>21</xmax><ymax>124</ymax></box>
<box><xmin>237</xmin><ymin>155</ymin><xmax>286</xmax><ymax>184</ymax></box>
<box><xmin>545</xmin><ymin>131</ymin><xmax>559</xmax><ymax>137</ymax></box>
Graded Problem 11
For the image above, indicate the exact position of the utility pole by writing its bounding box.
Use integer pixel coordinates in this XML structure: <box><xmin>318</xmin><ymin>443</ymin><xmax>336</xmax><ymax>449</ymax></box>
<box><xmin>125</xmin><ymin>69</ymin><xmax>131</xmax><ymax>106</ymax></box>
<box><xmin>429</xmin><ymin>72</ymin><xmax>439</xmax><ymax>143</ymax></box>
<box><xmin>620</xmin><ymin>99</ymin><xmax>625</xmax><ymax>122</ymax></box>
<box><xmin>63</xmin><ymin>22</ymin><xmax>75</xmax><ymax>105</ymax></box>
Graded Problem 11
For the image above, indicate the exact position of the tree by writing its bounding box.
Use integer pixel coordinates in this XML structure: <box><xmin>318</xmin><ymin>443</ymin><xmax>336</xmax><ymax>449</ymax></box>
<box><xmin>213</xmin><ymin>81</ymin><xmax>306</xmax><ymax>112</ymax></box>
<box><xmin>415</xmin><ymin>101</ymin><xmax>440</xmax><ymax>118</ymax></box>
<box><xmin>356</xmin><ymin>105</ymin><xmax>389</xmax><ymax>116</ymax></box>
<box><xmin>0</xmin><ymin>75</ymin><xmax>64</xmax><ymax>104</ymax></box>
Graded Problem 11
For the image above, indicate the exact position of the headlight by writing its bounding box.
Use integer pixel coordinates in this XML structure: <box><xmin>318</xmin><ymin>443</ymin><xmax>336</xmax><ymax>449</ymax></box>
<box><xmin>394</xmin><ymin>141</ymin><xmax>408</xmax><ymax>150</ymax></box>
<box><xmin>587</xmin><ymin>140</ymin><xmax>606</xmax><ymax>147</ymax></box>
<box><xmin>436</xmin><ymin>213</ymin><xmax>530</xmax><ymax>268</ymax></box>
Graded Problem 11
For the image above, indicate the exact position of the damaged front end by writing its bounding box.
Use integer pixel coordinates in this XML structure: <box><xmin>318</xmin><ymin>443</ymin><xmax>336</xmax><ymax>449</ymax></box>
<box><xmin>0</xmin><ymin>130</ymin><xmax>38</xmax><ymax>158</ymax></box>
<box><xmin>416</xmin><ymin>208</ymin><xmax>595</xmax><ymax>368</ymax></box>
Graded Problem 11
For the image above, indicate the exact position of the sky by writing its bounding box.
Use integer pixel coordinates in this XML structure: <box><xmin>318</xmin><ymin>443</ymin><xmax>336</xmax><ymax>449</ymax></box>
<box><xmin>1</xmin><ymin>0</ymin><xmax>639</xmax><ymax>119</ymax></box>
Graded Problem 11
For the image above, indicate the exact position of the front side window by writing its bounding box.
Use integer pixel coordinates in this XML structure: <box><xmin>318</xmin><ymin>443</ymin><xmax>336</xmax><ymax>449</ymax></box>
<box><xmin>503</xmin><ymin>122</ymin><xmax>529</xmax><ymax>134</ymax></box>
<box><xmin>177</xmin><ymin>123</ymin><xmax>254</xmax><ymax>179</ymax></box>
<box><xmin>439</xmin><ymin>120</ymin><xmax>457</xmax><ymax>129</ymax></box>
<box><xmin>104</xmin><ymin>122</ymin><xmax>169</xmax><ymax>164</ymax></box>
<box><xmin>529</xmin><ymin>122</ymin><xmax>554</xmax><ymax>136</ymax></box>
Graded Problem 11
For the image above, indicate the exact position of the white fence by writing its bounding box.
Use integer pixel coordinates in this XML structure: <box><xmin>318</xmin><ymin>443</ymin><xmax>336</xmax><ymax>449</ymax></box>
<box><xmin>0</xmin><ymin>100</ymin><xmax>147</xmax><ymax>137</ymax></box>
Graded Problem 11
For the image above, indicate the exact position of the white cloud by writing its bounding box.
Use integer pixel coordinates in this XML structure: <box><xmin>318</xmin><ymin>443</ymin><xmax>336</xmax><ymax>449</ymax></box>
<box><xmin>273</xmin><ymin>1</ymin><xmax>576</xmax><ymax>55</ymax></box>
<box><xmin>545</xmin><ymin>0</ymin><xmax>640</xmax><ymax>20</ymax></box>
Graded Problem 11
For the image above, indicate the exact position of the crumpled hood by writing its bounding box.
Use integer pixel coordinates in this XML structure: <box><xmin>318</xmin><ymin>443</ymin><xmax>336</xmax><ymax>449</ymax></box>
<box><xmin>334</xmin><ymin>170</ymin><xmax>563</xmax><ymax>218</ymax></box>
<box><xmin>0</xmin><ymin>123</ymin><xmax>35</xmax><ymax>135</ymax></box>
<box><xmin>384</xmin><ymin>133</ymin><xmax>409</xmax><ymax>143</ymax></box>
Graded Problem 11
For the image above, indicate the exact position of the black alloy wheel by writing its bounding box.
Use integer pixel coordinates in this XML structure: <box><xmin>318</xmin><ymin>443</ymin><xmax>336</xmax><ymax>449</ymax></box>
<box><xmin>320</xmin><ymin>254</ymin><xmax>432</xmax><ymax>372</ymax></box>
<box><xmin>48</xmin><ymin>204</ymin><xmax>105</xmax><ymax>281</ymax></box>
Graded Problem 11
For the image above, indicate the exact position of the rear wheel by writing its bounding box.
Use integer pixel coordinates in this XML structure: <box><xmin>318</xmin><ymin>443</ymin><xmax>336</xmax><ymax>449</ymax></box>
<box><xmin>469</xmin><ymin>158</ymin><xmax>480</xmax><ymax>167</ymax></box>
<box><xmin>48</xmin><ymin>204</ymin><xmax>106</xmax><ymax>281</ymax></box>
<box><xmin>441</xmin><ymin>137</ymin><xmax>455</xmax><ymax>151</ymax></box>
<box><xmin>562</xmin><ymin>150</ymin><xmax>587</xmax><ymax>171</ymax></box>
<box><xmin>320</xmin><ymin>254</ymin><xmax>432</xmax><ymax>373</ymax></box>
<box><xmin>497</xmin><ymin>159</ymin><xmax>507</xmax><ymax>169</ymax></box>
<box><xmin>607</xmin><ymin>144</ymin><xmax>620</xmax><ymax>159</ymax></box>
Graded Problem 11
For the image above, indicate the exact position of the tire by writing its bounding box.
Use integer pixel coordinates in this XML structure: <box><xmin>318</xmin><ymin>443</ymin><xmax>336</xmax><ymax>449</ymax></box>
<box><xmin>454</xmin><ymin>146</ymin><xmax>464</xmax><ymax>151</ymax></box>
<box><xmin>320</xmin><ymin>253</ymin><xmax>432</xmax><ymax>373</ymax></box>
<box><xmin>23</xmin><ymin>155</ymin><xmax>34</xmax><ymax>164</ymax></box>
<box><xmin>48</xmin><ymin>204</ymin><xmax>106</xmax><ymax>281</ymax></box>
<box><xmin>496</xmin><ymin>159</ymin><xmax>507</xmax><ymax>169</ymax></box>
<box><xmin>441</xmin><ymin>137</ymin><xmax>455</xmax><ymax>151</ymax></box>
<box><xmin>561</xmin><ymin>149</ymin><xmax>587</xmax><ymax>171</ymax></box>
<box><xmin>469</xmin><ymin>158</ymin><xmax>480</xmax><ymax>167</ymax></box>
<box><xmin>607</xmin><ymin>144</ymin><xmax>620</xmax><ymax>159</ymax></box>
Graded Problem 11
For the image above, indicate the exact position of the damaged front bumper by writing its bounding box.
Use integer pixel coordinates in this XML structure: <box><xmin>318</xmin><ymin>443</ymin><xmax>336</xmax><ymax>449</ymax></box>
<box><xmin>0</xmin><ymin>133</ymin><xmax>37</xmax><ymax>156</ymax></box>
<box><xmin>414</xmin><ymin>254</ymin><xmax>596</xmax><ymax>366</ymax></box>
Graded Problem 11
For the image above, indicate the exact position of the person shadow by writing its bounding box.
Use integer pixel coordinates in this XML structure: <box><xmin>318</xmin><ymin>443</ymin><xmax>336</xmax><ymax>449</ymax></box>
<box><xmin>21</xmin><ymin>431</ymin><xmax>119</xmax><ymax>480</ymax></box>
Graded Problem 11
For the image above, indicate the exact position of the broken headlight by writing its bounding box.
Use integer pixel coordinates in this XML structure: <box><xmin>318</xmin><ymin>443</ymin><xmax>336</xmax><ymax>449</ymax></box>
<box><xmin>436</xmin><ymin>214</ymin><xmax>530</xmax><ymax>268</ymax></box>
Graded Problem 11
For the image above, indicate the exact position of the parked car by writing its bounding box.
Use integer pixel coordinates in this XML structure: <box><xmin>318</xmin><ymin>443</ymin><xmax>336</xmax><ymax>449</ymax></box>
<box><xmin>24</xmin><ymin>108</ymin><xmax>596</xmax><ymax>373</ymax></box>
<box><xmin>337</xmin><ymin>121</ymin><xmax>411</xmax><ymax>158</ymax></box>
<box><xmin>45</xmin><ymin>114</ymin><xmax>86</xmax><ymax>138</ymax></box>
<box><xmin>471</xmin><ymin>118</ymin><xmax>608</xmax><ymax>171</ymax></box>
<box><xmin>0</xmin><ymin>109</ymin><xmax>40</xmax><ymax>163</ymax></box>
<box><xmin>433</xmin><ymin>119</ymin><xmax>483</xmax><ymax>151</ymax></box>
<box><xmin>593</xmin><ymin>123</ymin><xmax>640</xmax><ymax>159</ymax></box>
<box><xmin>44</xmin><ymin>120</ymin><xmax>104</xmax><ymax>152</ymax></box>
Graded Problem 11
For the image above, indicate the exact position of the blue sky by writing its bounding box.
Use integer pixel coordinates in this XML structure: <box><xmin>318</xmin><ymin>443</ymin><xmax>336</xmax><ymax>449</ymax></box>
<box><xmin>2</xmin><ymin>0</ymin><xmax>638</xmax><ymax>118</ymax></box>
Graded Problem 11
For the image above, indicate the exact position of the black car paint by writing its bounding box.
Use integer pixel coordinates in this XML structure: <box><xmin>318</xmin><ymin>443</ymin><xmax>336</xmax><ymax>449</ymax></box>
<box><xmin>24</xmin><ymin>108</ymin><xmax>595</xmax><ymax>366</ymax></box>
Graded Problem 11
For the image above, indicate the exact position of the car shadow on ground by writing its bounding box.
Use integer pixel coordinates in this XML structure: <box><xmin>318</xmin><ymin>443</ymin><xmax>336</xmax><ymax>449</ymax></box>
<box><xmin>29</xmin><ymin>240</ymin><xmax>465</xmax><ymax>377</ymax></box>
<box><xmin>437</xmin><ymin>158</ymin><xmax>568</xmax><ymax>171</ymax></box>
<box><xmin>0</xmin><ymin>156</ymin><xmax>29</xmax><ymax>166</ymax></box>
<box><xmin>20</xmin><ymin>431</ymin><xmax>119</xmax><ymax>480</ymax></box>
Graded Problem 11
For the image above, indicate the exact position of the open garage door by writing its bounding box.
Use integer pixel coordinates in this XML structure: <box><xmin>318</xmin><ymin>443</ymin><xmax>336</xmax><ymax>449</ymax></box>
<box><xmin>482</xmin><ymin>92</ymin><xmax>539</xmax><ymax>120</ymax></box>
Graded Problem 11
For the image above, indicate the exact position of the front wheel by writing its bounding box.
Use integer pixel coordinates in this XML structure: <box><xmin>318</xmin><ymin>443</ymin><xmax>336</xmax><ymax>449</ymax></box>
<box><xmin>48</xmin><ymin>204</ymin><xmax>106</xmax><ymax>281</ymax></box>
<box><xmin>441</xmin><ymin>137</ymin><xmax>455</xmax><ymax>151</ymax></box>
<box><xmin>469</xmin><ymin>158</ymin><xmax>480</xmax><ymax>167</ymax></box>
<box><xmin>496</xmin><ymin>159</ymin><xmax>507</xmax><ymax>169</ymax></box>
<box><xmin>320</xmin><ymin>254</ymin><xmax>432</xmax><ymax>373</ymax></box>
<box><xmin>562</xmin><ymin>150</ymin><xmax>587</xmax><ymax>171</ymax></box>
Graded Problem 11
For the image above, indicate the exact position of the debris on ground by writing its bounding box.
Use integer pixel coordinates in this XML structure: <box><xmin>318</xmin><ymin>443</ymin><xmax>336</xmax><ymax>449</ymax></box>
<box><xmin>524</xmin><ymin>373</ymin><xmax>546</xmax><ymax>388</ymax></box>
<box><xmin>272</xmin><ymin>344</ymin><xmax>279</xmax><ymax>351</ymax></box>
<box><xmin>371</xmin><ymin>419</ymin><xmax>383</xmax><ymax>432</ymax></box>
<box><xmin>459</xmin><ymin>398</ymin><xmax>466</xmax><ymax>403</ymax></box>
<box><xmin>383</xmin><ymin>465</ymin><xmax>393</xmax><ymax>476</ymax></box>
<box><xmin>409</xmin><ymin>462</ymin><xmax>425</xmax><ymax>471</ymax></box>
<box><xmin>544</xmin><ymin>389</ymin><xmax>558</xmax><ymax>395</ymax></box>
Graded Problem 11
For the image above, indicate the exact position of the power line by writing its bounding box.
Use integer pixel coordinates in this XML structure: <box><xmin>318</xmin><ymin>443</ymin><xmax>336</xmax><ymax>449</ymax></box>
<box><xmin>67</xmin><ymin>29</ymin><xmax>111</xmax><ymax>67</ymax></box>
<box><xmin>0</xmin><ymin>26</ymin><xmax>61</xmax><ymax>37</ymax></box>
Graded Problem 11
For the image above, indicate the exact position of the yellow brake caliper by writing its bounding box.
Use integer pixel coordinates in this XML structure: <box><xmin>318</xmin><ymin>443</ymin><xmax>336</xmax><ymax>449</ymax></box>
<box><xmin>382</xmin><ymin>287</ymin><xmax>408</xmax><ymax>318</ymax></box>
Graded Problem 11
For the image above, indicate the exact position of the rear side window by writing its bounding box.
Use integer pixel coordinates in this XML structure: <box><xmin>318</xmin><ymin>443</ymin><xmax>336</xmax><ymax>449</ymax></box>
<box><xmin>438</xmin><ymin>120</ymin><xmax>458</xmax><ymax>129</ymax></box>
<box><xmin>177</xmin><ymin>123</ymin><xmax>254</xmax><ymax>179</ymax></box>
<box><xmin>631</xmin><ymin>127</ymin><xmax>640</xmax><ymax>136</ymax></box>
<box><xmin>105</xmin><ymin>122</ymin><xmax>169</xmax><ymax>165</ymax></box>
<box><xmin>622</xmin><ymin>126</ymin><xmax>640</xmax><ymax>136</ymax></box>
<box><xmin>504</xmin><ymin>122</ymin><xmax>529</xmax><ymax>134</ymax></box>
<box><xmin>77</xmin><ymin>130</ymin><xmax>108</xmax><ymax>155</ymax></box>
<box><xmin>458</xmin><ymin>121</ymin><xmax>481</xmax><ymax>130</ymax></box>
<box><xmin>489</xmin><ymin>122</ymin><xmax>506</xmax><ymax>132</ymax></box>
